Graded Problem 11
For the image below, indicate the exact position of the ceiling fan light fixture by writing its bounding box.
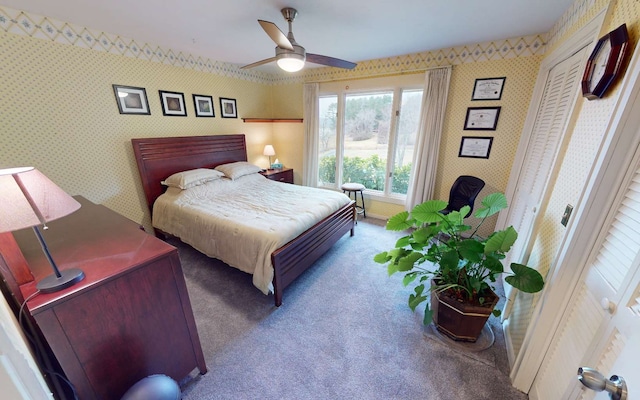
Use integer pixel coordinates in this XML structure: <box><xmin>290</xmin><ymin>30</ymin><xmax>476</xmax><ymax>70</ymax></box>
<box><xmin>277</xmin><ymin>53</ymin><xmax>305</xmax><ymax>72</ymax></box>
<box><xmin>242</xmin><ymin>8</ymin><xmax>356</xmax><ymax>72</ymax></box>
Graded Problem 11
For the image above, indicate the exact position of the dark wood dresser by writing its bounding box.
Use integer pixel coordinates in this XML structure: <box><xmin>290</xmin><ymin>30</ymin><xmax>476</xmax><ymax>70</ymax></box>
<box><xmin>8</xmin><ymin>196</ymin><xmax>206</xmax><ymax>400</ymax></box>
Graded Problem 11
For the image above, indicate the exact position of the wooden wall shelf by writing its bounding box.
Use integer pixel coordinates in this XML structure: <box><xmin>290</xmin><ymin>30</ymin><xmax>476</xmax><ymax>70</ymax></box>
<box><xmin>242</xmin><ymin>118</ymin><xmax>303</xmax><ymax>123</ymax></box>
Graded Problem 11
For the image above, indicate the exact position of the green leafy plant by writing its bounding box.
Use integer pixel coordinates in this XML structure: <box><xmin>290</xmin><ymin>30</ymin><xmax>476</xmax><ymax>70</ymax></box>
<box><xmin>374</xmin><ymin>192</ymin><xmax>544</xmax><ymax>325</ymax></box>
<box><xmin>319</xmin><ymin>155</ymin><xmax>412</xmax><ymax>194</ymax></box>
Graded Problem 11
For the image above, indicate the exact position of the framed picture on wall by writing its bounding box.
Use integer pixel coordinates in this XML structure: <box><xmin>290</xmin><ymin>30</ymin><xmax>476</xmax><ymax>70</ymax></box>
<box><xmin>193</xmin><ymin>94</ymin><xmax>215</xmax><ymax>117</ymax></box>
<box><xmin>220</xmin><ymin>97</ymin><xmax>238</xmax><ymax>118</ymax></box>
<box><xmin>159</xmin><ymin>90</ymin><xmax>187</xmax><ymax>116</ymax></box>
<box><xmin>463</xmin><ymin>107</ymin><xmax>501</xmax><ymax>130</ymax></box>
<box><xmin>112</xmin><ymin>85</ymin><xmax>150</xmax><ymax>115</ymax></box>
<box><xmin>459</xmin><ymin>136</ymin><xmax>493</xmax><ymax>159</ymax></box>
<box><xmin>471</xmin><ymin>77</ymin><xmax>506</xmax><ymax>100</ymax></box>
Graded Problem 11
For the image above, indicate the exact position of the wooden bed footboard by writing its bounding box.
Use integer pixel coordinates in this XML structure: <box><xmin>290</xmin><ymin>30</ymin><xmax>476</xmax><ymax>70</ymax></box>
<box><xmin>271</xmin><ymin>200</ymin><xmax>356</xmax><ymax>306</ymax></box>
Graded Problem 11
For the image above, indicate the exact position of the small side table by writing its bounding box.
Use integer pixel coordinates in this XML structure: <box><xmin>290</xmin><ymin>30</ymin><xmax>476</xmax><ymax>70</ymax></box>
<box><xmin>260</xmin><ymin>168</ymin><xmax>294</xmax><ymax>184</ymax></box>
<box><xmin>341</xmin><ymin>183</ymin><xmax>366</xmax><ymax>221</ymax></box>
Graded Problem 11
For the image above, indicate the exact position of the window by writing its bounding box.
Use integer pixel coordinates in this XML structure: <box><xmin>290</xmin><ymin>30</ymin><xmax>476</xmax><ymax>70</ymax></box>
<box><xmin>318</xmin><ymin>95</ymin><xmax>338</xmax><ymax>186</ymax></box>
<box><xmin>317</xmin><ymin>87</ymin><xmax>423</xmax><ymax>200</ymax></box>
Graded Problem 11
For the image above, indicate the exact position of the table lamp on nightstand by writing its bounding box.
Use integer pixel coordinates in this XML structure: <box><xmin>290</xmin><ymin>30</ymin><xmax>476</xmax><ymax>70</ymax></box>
<box><xmin>0</xmin><ymin>167</ymin><xmax>85</xmax><ymax>293</ymax></box>
<box><xmin>263</xmin><ymin>145</ymin><xmax>276</xmax><ymax>169</ymax></box>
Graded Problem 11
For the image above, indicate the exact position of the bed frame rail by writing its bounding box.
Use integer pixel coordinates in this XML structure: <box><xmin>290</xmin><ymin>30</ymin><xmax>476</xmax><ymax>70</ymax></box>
<box><xmin>272</xmin><ymin>201</ymin><xmax>355</xmax><ymax>306</ymax></box>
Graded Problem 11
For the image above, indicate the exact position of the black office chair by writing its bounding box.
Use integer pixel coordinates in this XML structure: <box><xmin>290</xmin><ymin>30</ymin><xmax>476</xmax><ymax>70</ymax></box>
<box><xmin>442</xmin><ymin>175</ymin><xmax>485</xmax><ymax>218</ymax></box>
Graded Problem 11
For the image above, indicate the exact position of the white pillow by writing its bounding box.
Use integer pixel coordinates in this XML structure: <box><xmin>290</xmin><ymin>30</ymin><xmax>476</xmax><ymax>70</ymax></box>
<box><xmin>215</xmin><ymin>161</ymin><xmax>261</xmax><ymax>180</ymax></box>
<box><xmin>161</xmin><ymin>168</ymin><xmax>224</xmax><ymax>189</ymax></box>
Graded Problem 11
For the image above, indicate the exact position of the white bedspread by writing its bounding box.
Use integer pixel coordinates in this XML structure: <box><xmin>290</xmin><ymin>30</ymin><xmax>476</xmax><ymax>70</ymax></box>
<box><xmin>152</xmin><ymin>173</ymin><xmax>351</xmax><ymax>294</ymax></box>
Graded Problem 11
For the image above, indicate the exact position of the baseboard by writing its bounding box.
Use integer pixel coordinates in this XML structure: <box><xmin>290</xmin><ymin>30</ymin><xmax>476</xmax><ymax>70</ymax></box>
<box><xmin>528</xmin><ymin>382</ymin><xmax>540</xmax><ymax>400</ymax></box>
<box><xmin>360</xmin><ymin>212</ymin><xmax>388</xmax><ymax>222</ymax></box>
<box><xmin>503</xmin><ymin>317</ymin><xmax>516</xmax><ymax>368</ymax></box>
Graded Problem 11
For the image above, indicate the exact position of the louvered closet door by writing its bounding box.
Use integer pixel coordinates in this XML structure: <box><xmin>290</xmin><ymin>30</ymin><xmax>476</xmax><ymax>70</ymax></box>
<box><xmin>532</xmin><ymin>141</ymin><xmax>640</xmax><ymax>399</ymax></box>
<box><xmin>502</xmin><ymin>49</ymin><xmax>587</xmax><ymax>272</ymax></box>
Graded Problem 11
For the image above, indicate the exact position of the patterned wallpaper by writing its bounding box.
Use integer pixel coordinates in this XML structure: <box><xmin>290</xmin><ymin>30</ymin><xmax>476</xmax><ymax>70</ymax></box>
<box><xmin>0</xmin><ymin>2</ymin><xmax>594</xmax><ymax>230</ymax></box>
<box><xmin>0</xmin><ymin>4</ymin><xmax>549</xmax><ymax>85</ymax></box>
<box><xmin>437</xmin><ymin>56</ymin><xmax>543</xmax><ymax>237</ymax></box>
<box><xmin>300</xmin><ymin>37</ymin><xmax>546</xmax><ymax>85</ymax></box>
<box><xmin>0</xmin><ymin>30</ymin><xmax>273</xmax><ymax>230</ymax></box>
<box><xmin>546</xmin><ymin>0</ymin><xmax>599</xmax><ymax>49</ymax></box>
<box><xmin>0</xmin><ymin>3</ymin><xmax>559</xmax><ymax>228</ymax></box>
<box><xmin>0</xmin><ymin>6</ymin><xmax>272</xmax><ymax>83</ymax></box>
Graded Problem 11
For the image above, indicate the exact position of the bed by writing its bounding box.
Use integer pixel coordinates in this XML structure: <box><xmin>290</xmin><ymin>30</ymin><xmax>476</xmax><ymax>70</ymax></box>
<box><xmin>131</xmin><ymin>134</ymin><xmax>356</xmax><ymax>306</ymax></box>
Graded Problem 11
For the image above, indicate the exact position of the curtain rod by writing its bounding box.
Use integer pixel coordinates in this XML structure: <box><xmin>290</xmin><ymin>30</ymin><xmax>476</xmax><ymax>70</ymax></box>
<box><xmin>306</xmin><ymin>64</ymin><xmax>453</xmax><ymax>84</ymax></box>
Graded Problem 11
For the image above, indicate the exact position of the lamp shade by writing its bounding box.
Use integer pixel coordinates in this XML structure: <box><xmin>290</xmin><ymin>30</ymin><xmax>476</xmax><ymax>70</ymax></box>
<box><xmin>0</xmin><ymin>167</ymin><xmax>80</xmax><ymax>233</ymax></box>
<box><xmin>0</xmin><ymin>167</ymin><xmax>85</xmax><ymax>293</ymax></box>
<box><xmin>263</xmin><ymin>145</ymin><xmax>276</xmax><ymax>157</ymax></box>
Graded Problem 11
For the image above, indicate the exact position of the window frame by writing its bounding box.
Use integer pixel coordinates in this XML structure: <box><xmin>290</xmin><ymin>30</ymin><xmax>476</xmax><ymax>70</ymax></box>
<box><xmin>317</xmin><ymin>79</ymin><xmax>424</xmax><ymax>204</ymax></box>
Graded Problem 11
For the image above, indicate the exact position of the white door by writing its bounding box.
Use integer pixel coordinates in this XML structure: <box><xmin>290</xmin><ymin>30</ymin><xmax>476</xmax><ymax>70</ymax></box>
<box><xmin>500</xmin><ymin>47</ymin><xmax>588</xmax><ymax>293</ymax></box>
<box><xmin>570</xmin><ymin>154</ymin><xmax>640</xmax><ymax>399</ymax></box>
<box><xmin>530</xmin><ymin>118</ymin><xmax>640</xmax><ymax>400</ymax></box>
<box><xmin>576</xmin><ymin>272</ymin><xmax>640</xmax><ymax>399</ymax></box>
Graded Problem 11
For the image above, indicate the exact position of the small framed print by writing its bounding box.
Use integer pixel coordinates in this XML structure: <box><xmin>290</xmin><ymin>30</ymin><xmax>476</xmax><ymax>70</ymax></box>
<box><xmin>220</xmin><ymin>97</ymin><xmax>237</xmax><ymax>118</ymax></box>
<box><xmin>459</xmin><ymin>136</ymin><xmax>493</xmax><ymax>159</ymax></box>
<box><xmin>472</xmin><ymin>77</ymin><xmax>506</xmax><ymax>100</ymax></box>
<box><xmin>464</xmin><ymin>107</ymin><xmax>501</xmax><ymax>130</ymax></box>
<box><xmin>159</xmin><ymin>90</ymin><xmax>187</xmax><ymax>116</ymax></box>
<box><xmin>193</xmin><ymin>94</ymin><xmax>215</xmax><ymax>117</ymax></box>
<box><xmin>112</xmin><ymin>85</ymin><xmax>150</xmax><ymax>115</ymax></box>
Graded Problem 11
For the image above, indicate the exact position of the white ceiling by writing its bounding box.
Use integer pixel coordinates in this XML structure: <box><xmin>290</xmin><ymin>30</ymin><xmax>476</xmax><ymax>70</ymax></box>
<box><xmin>4</xmin><ymin>0</ymin><xmax>575</xmax><ymax>71</ymax></box>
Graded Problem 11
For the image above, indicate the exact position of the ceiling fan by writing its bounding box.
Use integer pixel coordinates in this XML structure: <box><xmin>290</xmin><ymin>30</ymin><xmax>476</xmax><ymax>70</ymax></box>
<box><xmin>241</xmin><ymin>8</ymin><xmax>357</xmax><ymax>72</ymax></box>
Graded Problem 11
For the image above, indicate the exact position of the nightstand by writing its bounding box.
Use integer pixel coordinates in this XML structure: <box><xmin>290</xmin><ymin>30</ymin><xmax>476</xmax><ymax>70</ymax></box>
<box><xmin>260</xmin><ymin>167</ymin><xmax>293</xmax><ymax>184</ymax></box>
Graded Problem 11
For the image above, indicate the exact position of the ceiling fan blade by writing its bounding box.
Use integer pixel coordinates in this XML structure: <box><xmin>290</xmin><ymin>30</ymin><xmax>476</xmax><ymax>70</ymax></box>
<box><xmin>306</xmin><ymin>53</ymin><xmax>357</xmax><ymax>69</ymax></box>
<box><xmin>240</xmin><ymin>57</ymin><xmax>277</xmax><ymax>69</ymax></box>
<box><xmin>258</xmin><ymin>20</ymin><xmax>294</xmax><ymax>51</ymax></box>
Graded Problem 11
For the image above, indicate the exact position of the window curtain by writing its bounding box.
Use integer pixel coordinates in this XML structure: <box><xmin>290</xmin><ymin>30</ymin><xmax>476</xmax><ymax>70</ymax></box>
<box><xmin>405</xmin><ymin>67</ymin><xmax>452</xmax><ymax>210</ymax></box>
<box><xmin>302</xmin><ymin>83</ymin><xmax>319</xmax><ymax>187</ymax></box>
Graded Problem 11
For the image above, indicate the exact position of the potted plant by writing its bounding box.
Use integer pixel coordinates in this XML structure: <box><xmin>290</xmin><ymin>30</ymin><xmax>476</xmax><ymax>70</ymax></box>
<box><xmin>374</xmin><ymin>193</ymin><xmax>544</xmax><ymax>342</ymax></box>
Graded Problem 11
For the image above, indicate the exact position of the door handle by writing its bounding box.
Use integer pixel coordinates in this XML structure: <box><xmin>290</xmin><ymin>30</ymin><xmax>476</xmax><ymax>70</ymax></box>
<box><xmin>577</xmin><ymin>367</ymin><xmax>627</xmax><ymax>400</ymax></box>
<box><xmin>601</xmin><ymin>297</ymin><xmax>617</xmax><ymax>314</ymax></box>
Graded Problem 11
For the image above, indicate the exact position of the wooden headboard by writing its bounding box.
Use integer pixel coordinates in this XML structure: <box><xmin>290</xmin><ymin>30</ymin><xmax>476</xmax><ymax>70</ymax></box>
<box><xmin>131</xmin><ymin>134</ymin><xmax>248</xmax><ymax>214</ymax></box>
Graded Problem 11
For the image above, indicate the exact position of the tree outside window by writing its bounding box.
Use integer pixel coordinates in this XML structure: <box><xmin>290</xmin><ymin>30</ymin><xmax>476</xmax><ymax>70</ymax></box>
<box><xmin>318</xmin><ymin>88</ymin><xmax>423</xmax><ymax>198</ymax></box>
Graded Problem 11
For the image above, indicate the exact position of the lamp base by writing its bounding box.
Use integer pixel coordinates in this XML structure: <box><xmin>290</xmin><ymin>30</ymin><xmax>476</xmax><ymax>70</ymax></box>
<box><xmin>36</xmin><ymin>268</ymin><xmax>85</xmax><ymax>294</ymax></box>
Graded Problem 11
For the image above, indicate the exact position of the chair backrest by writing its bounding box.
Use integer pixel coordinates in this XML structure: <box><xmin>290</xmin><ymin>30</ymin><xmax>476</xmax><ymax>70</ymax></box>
<box><xmin>446</xmin><ymin>175</ymin><xmax>485</xmax><ymax>218</ymax></box>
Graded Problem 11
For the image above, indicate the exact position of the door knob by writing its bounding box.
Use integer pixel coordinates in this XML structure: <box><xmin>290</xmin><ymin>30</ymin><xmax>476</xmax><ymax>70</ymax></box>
<box><xmin>600</xmin><ymin>297</ymin><xmax>617</xmax><ymax>314</ymax></box>
<box><xmin>577</xmin><ymin>367</ymin><xmax>627</xmax><ymax>400</ymax></box>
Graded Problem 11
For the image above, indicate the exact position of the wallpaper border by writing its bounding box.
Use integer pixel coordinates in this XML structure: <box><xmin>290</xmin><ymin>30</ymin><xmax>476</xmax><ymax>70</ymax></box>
<box><xmin>0</xmin><ymin>3</ymin><xmax>594</xmax><ymax>85</ymax></box>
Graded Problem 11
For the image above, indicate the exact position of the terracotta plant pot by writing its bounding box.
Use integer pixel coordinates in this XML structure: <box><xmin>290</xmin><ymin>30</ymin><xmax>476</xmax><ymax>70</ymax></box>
<box><xmin>431</xmin><ymin>287</ymin><xmax>499</xmax><ymax>342</ymax></box>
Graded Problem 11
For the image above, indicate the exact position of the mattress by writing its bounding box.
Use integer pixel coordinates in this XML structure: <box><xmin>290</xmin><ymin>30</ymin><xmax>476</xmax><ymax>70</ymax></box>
<box><xmin>153</xmin><ymin>173</ymin><xmax>351</xmax><ymax>294</ymax></box>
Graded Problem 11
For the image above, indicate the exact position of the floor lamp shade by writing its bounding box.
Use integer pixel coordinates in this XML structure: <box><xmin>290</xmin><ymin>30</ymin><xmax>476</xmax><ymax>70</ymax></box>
<box><xmin>0</xmin><ymin>167</ymin><xmax>85</xmax><ymax>293</ymax></box>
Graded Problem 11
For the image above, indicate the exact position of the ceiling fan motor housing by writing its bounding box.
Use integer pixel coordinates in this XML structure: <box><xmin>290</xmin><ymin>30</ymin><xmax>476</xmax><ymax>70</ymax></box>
<box><xmin>276</xmin><ymin>43</ymin><xmax>306</xmax><ymax>60</ymax></box>
<box><xmin>275</xmin><ymin>7</ymin><xmax>305</xmax><ymax>68</ymax></box>
<box><xmin>281</xmin><ymin>7</ymin><xmax>298</xmax><ymax>22</ymax></box>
